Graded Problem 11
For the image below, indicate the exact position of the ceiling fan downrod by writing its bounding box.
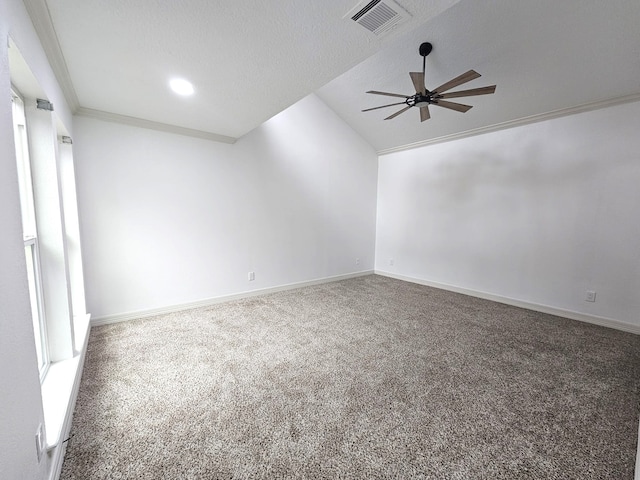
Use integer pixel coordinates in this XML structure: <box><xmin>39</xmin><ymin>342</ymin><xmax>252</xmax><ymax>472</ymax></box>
<box><xmin>419</xmin><ymin>42</ymin><xmax>432</xmax><ymax>77</ymax></box>
<box><xmin>362</xmin><ymin>40</ymin><xmax>496</xmax><ymax>122</ymax></box>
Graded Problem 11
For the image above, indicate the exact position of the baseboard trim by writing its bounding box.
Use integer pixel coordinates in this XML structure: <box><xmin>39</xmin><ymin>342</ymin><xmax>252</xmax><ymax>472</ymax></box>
<box><xmin>47</xmin><ymin>315</ymin><xmax>91</xmax><ymax>480</ymax></box>
<box><xmin>92</xmin><ymin>271</ymin><xmax>375</xmax><ymax>326</ymax></box>
<box><xmin>376</xmin><ymin>270</ymin><xmax>640</xmax><ymax>335</ymax></box>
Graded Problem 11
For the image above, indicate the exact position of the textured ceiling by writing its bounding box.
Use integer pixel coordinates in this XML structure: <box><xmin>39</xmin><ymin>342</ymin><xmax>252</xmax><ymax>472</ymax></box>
<box><xmin>317</xmin><ymin>0</ymin><xmax>640</xmax><ymax>152</ymax></box>
<box><xmin>39</xmin><ymin>0</ymin><xmax>459</xmax><ymax>141</ymax></box>
<box><xmin>28</xmin><ymin>0</ymin><xmax>640</xmax><ymax>151</ymax></box>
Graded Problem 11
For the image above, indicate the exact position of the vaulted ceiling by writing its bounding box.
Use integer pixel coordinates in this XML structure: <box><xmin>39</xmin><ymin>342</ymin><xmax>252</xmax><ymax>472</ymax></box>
<box><xmin>24</xmin><ymin>0</ymin><xmax>640</xmax><ymax>152</ymax></box>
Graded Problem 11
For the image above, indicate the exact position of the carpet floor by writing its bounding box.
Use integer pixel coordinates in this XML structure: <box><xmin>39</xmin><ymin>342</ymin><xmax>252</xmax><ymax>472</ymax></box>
<box><xmin>60</xmin><ymin>275</ymin><xmax>640</xmax><ymax>479</ymax></box>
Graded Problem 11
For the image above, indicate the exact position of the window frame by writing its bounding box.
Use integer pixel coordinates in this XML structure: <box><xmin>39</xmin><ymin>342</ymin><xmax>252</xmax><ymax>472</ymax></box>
<box><xmin>12</xmin><ymin>89</ymin><xmax>50</xmax><ymax>381</ymax></box>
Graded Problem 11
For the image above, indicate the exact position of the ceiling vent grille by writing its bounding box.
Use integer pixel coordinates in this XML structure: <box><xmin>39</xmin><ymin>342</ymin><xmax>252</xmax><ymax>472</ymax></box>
<box><xmin>346</xmin><ymin>0</ymin><xmax>411</xmax><ymax>36</ymax></box>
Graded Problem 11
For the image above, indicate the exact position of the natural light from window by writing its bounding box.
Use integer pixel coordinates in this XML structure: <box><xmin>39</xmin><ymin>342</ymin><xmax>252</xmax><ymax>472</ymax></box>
<box><xmin>12</xmin><ymin>91</ymin><xmax>49</xmax><ymax>380</ymax></box>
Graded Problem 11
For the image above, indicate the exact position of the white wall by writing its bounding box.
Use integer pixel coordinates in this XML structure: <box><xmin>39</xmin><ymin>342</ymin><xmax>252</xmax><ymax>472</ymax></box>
<box><xmin>376</xmin><ymin>101</ymin><xmax>640</xmax><ymax>328</ymax></box>
<box><xmin>74</xmin><ymin>94</ymin><xmax>378</xmax><ymax>320</ymax></box>
<box><xmin>0</xmin><ymin>0</ymin><xmax>74</xmax><ymax>478</ymax></box>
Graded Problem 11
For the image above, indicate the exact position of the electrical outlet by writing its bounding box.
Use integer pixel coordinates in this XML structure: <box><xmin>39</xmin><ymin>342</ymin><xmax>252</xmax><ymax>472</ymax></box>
<box><xmin>248</xmin><ymin>271</ymin><xmax>255</xmax><ymax>281</ymax></box>
<box><xmin>389</xmin><ymin>258</ymin><xmax>395</xmax><ymax>266</ymax></box>
<box><xmin>35</xmin><ymin>424</ymin><xmax>45</xmax><ymax>462</ymax></box>
<box><xmin>355</xmin><ymin>258</ymin><xmax>360</xmax><ymax>265</ymax></box>
<box><xmin>585</xmin><ymin>290</ymin><xmax>596</xmax><ymax>302</ymax></box>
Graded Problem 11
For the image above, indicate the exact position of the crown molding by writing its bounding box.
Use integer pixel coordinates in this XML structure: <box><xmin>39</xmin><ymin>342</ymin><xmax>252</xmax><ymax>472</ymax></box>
<box><xmin>23</xmin><ymin>0</ymin><xmax>80</xmax><ymax>112</ymax></box>
<box><xmin>23</xmin><ymin>0</ymin><xmax>235</xmax><ymax>144</ymax></box>
<box><xmin>378</xmin><ymin>92</ymin><xmax>640</xmax><ymax>156</ymax></box>
<box><xmin>76</xmin><ymin>107</ymin><xmax>237</xmax><ymax>144</ymax></box>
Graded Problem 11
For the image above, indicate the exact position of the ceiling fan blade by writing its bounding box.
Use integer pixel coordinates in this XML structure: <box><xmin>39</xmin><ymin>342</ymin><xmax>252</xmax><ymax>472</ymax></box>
<box><xmin>362</xmin><ymin>102</ymin><xmax>407</xmax><ymax>112</ymax></box>
<box><xmin>420</xmin><ymin>105</ymin><xmax>430</xmax><ymax>122</ymax></box>
<box><xmin>439</xmin><ymin>85</ymin><xmax>496</xmax><ymax>99</ymax></box>
<box><xmin>432</xmin><ymin>99</ymin><xmax>473</xmax><ymax>113</ymax></box>
<box><xmin>432</xmin><ymin>70</ymin><xmax>481</xmax><ymax>94</ymax></box>
<box><xmin>384</xmin><ymin>105</ymin><xmax>412</xmax><ymax>120</ymax></box>
<box><xmin>366</xmin><ymin>90</ymin><xmax>410</xmax><ymax>99</ymax></box>
<box><xmin>409</xmin><ymin>72</ymin><xmax>426</xmax><ymax>95</ymax></box>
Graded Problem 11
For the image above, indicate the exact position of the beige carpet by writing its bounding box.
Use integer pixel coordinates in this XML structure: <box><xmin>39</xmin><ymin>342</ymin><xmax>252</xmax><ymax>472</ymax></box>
<box><xmin>60</xmin><ymin>275</ymin><xmax>640</xmax><ymax>479</ymax></box>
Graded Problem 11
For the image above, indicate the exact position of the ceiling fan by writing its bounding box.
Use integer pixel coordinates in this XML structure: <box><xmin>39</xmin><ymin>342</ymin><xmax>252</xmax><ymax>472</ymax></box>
<box><xmin>363</xmin><ymin>42</ymin><xmax>496</xmax><ymax>122</ymax></box>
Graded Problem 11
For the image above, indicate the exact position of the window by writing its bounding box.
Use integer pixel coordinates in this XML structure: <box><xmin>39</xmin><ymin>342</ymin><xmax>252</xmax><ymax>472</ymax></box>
<box><xmin>12</xmin><ymin>90</ymin><xmax>49</xmax><ymax>380</ymax></box>
<box><xmin>10</xmin><ymin>38</ymin><xmax>91</xmax><ymax>450</ymax></box>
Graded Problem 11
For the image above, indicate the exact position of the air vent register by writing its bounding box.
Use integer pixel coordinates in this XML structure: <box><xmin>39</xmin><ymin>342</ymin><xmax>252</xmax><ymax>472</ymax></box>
<box><xmin>345</xmin><ymin>0</ymin><xmax>411</xmax><ymax>36</ymax></box>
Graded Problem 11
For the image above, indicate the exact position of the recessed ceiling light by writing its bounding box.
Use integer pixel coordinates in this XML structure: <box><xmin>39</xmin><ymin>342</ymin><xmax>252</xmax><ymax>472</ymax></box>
<box><xmin>169</xmin><ymin>78</ymin><xmax>194</xmax><ymax>96</ymax></box>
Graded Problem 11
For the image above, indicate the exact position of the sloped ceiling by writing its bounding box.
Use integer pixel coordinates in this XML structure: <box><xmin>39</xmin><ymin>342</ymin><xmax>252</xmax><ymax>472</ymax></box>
<box><xmin>28</xmin><ymin>0</ymin><xmax>459</xmax><ymax>143</ymax></box>
<box><xmin>317</xmin><ymin>0</ymin><xmax>640</xmax><ymax>152</ymax></box>
<box><xmin>25</xmin><ymin>0</ymin><xmax>640</xmax><ymax>152</ymax></box>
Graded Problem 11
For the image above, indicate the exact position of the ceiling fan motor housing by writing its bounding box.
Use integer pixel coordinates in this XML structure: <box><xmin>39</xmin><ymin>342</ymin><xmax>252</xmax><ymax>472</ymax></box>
<box><xmin>412</xmin><ymin>95</ymin><xmax>431</xmax><ymax>108</ymax></box>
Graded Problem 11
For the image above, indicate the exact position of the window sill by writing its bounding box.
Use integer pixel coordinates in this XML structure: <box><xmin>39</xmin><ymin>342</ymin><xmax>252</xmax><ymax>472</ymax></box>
<box><xmin>42</xmin><ymin>313</ymin><xmax>91</xmax><ymax>451</ymax></box>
